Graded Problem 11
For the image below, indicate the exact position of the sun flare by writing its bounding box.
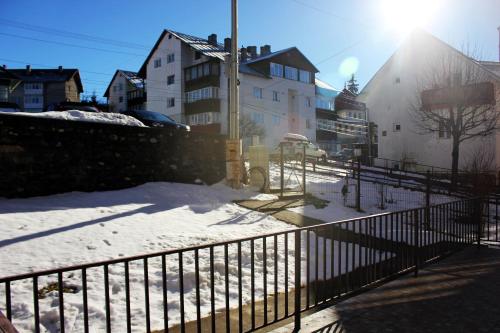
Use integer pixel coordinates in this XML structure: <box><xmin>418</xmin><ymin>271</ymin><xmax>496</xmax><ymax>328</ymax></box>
<box><xmin>381</xmin><ymin>0</ymin><xmax>442</xmax><ymax>36</ymax></box>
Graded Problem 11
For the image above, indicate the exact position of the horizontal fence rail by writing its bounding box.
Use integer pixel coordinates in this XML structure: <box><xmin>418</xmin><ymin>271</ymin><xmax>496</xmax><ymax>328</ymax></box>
<box><xmin>0</xmin><ymin>198</ymin><xmax>483</xmax><ymax>332</ymax></box>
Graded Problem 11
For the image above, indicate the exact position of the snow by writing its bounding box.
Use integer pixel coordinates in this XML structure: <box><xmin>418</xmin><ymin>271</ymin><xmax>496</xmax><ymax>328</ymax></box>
<box><xmin>6</xmin><ymin>110</ymin><xmax>146</xmax><ymax>127</ymax></box>
<box><xmin>0</xmin><ymin>181</ymin><xmax>393</xmax><ymax>332</ymax></box>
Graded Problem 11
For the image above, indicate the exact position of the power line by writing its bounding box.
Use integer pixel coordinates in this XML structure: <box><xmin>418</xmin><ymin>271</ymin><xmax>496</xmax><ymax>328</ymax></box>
<box><xmin>0</xmin><ymin>32</ymin><xmax>147</xmax><ymax>57</ymax></box>
<box><xmin>0</xmin><ymin>18</ymin><xmax>150</xmax><ymax>50</ymax></box>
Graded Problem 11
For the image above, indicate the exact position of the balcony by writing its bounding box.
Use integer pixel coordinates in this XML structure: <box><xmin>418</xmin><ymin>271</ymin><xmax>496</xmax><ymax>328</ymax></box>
<box><xmin>184</xmin><ymin>98</ymin><xmax>220</xmax><ymax>116</ymax></box>
<box><xmin>126</xmin><ymin>89</ymin><xmax>146</xmax><ymax>107</ymax></box>
<box><xmin>184</xmin><ymin>61</ymin><xmax>220</xmax><ymax>91</ymax></box>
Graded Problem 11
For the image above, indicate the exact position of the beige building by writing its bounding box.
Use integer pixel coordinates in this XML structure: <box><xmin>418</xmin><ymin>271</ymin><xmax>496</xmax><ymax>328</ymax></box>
<box><xmin>104</xmin><ymin>70</ymin><xmax>145</xmax><ymax>113</ymax></box>
<box><xmin>8</xmin><ymin>65</ymin><xmax>83</xmax><ymax>112</ymax></box>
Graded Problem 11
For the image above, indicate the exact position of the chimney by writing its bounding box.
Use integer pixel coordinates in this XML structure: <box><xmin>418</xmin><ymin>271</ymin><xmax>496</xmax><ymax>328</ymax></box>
<box><xmin>208</xmin><ymin>33</ymin><xmax>217</xmax><ymax>46</ymax></box>
<box><xmin>240</xmin><ymin>47</ymin><xmax>247</xmax><ymax>62</ymax></box>
<box><xmin>58</xmin><ymin>65</ymin><xmax>63</xmax><ymax>72</ymax></box>
<box><xmin>260</xmin><ymin>44</ymin><xmax>271</xmax><ymax>56</ymax></box>
<box><xmin>26</xmin><ymin>64</ymin><xmax>31</xmax><ymax>73</ymax></box>
<box><xmin>247</xmin><ymin>46</ymin><xmax>257</xmax><ymax>59</ymax></box>
<box><xmin>224</xmin><ymin>38</ymin><xmax>231</xmax><ymax>52</ymax></box>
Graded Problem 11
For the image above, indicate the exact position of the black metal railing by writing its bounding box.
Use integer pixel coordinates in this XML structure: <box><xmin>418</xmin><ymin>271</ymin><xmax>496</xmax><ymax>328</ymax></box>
<box><xmin>0</xmin><ymin>198</ymin><xmax>481</xmax><ymax>332</ymax></box>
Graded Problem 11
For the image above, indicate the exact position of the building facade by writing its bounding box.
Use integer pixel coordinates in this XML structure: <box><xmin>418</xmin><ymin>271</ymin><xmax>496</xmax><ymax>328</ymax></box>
<box><xmin>0</xmin><ymin>66</ymin><xmax>21</xmax><ymax>103</ymax></box>
<box><xmin>104</xmin><ymin>70</ymin><xmax>145</xmax><ymax>113</ymax></box>
<box><xmin>135</xmin><ymin>30</ymin><xmax>318</xmax><ymax>149</ymax></box>
<box><xmin>7</xmin><ymin>66</ymin><xmax>82</xmax><ymax>112</ymax></box>
<box><xmin>315</xmin><ymin>78</ymin><xmax>339</xmax><ymax>153</ymax></box>
<box><xmin>358</xmin><ymin>29</ymin><xmax>500</xmax><ymax>171</ymax></box>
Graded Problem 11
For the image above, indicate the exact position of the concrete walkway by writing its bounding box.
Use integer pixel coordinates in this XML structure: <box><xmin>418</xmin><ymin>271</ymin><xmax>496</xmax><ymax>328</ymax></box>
<box><xmin>269</xmin><ymin>245</ymin><xmax>500</xmax><ymax>333</ymax></box>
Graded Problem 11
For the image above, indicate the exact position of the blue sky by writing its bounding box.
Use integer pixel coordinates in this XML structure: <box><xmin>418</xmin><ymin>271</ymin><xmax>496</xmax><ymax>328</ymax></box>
<box><xmin>1</xmin><ymin>0</ymin><xmax>499</xmax><ymax>100</ymax></box>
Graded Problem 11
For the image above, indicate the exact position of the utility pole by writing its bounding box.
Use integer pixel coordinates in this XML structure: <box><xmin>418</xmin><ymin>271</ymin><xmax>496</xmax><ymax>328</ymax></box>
<box><xmin>226</xmin><ymin>0</ymin><xmax>241</xmax><ymax>188</ymax></box>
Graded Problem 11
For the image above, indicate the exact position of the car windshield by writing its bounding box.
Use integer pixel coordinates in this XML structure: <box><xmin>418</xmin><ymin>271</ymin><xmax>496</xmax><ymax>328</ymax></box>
<box><xmin>135</xmin><ymin>110</ymin><xmax>174</xmax><ymax>122</ymax></box>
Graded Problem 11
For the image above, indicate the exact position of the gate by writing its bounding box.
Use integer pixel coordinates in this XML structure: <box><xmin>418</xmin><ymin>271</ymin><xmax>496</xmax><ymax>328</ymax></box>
<box><xmin>269</xmin><ymin>142</ymin><xmax>306</xmax><ymax>198</ymax></box>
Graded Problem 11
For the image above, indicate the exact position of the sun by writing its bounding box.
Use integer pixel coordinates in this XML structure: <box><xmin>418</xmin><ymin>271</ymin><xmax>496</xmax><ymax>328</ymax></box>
<box><xmin>381</xmin><ymin>0</ymin><xmax>442</xmax><ymax>36</ymax></box>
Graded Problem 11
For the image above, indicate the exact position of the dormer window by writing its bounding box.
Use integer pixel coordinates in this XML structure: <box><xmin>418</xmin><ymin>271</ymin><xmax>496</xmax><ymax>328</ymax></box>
<box><xmin>270</xmin><ymin>63</ymin><xmax>283</xmax><ymax>77</ymax></box>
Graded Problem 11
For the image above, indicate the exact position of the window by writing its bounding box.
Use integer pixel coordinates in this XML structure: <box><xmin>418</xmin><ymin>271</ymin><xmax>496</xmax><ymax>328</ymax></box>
<box><xmin>24</xmin><ymin>95</ymin><xmax>42</xmax><ymax>104</ymax></box>
<box><xmin>272</xmin><ymin>115</ymin><xmax>280</xmax><ymax>126</ymax></box>
<box><xmin>253</xmin><ymin>87</ymin><xmax>263</xmax><ymax>99</ymax></box>
<box><xmin>194</xmin><ymin>51</ymin><xmax>202</xmax><ymax>60</ymax></box>
<box><xmin>167</xmin><ymin>53</ymin><xmax>175</xmax><ymax>63</ymax></box>
<box><xmin>299</xmin><ymin>70</ymin><xmax>310</xmax><ymax>83</ymax></box>
<box><xmin>185</xmin><ymin>87</ymin><xmax>219</xmax><ymax>103</ymax></box>
<box><xmin>185</xmin><ymin>62</ymin><xmax>218</xmax><ymax>82</ymax></box>
<box><xmin>306</xmin><ymin>119</ymin><xmax>311</xmax><ymax>129</ymax></box>
<box><xmin>272</xmin><ymin>91</ymin><xmax>280</xmax><ymax>102</ymax></box>
<box><xmin>270</xmin><ymin>63</ymin><xmax>283</xmax><ymax>77</ymax></box>
<box><xmin>24</xmin><ymin>83</ymin><xmax>41</xmax><ymax>90</ymax></box>
<box><xmin>203</xmin><ymin>63</ymin><xmax>210</xmax><ymax>76</ymax></box>
<box><xmin>284</xmin><ymin>66</ymin><xmax>298</xmax><ymax>80</ymax></box>
<box><xmin>167</xmin><ymin>75</ymin><xmax>175</xmax><ymax>85</ymax></box>
<box><xmin>119</xmin><ymin>96</ymin><xmax>123</xmax><ymax>103</ymax></box>
<box><xmin>167</xmin><ymin>97</ymin><xmax>175</xmax><ymax>108</ymax></box>
<box><xmin>316</xmin><ymin>98</ymin><xmax>332</xmax><ymax>110</ymax></box>
<box><xmin>252</xmin><ymin>112</ymin><xmax>264</xmax><ymax>124</ymax></box>
<box><xmin>305</xmin><ymin>97</ymin><xmax>311</xmax><ymax>107</ymax></box>
<box><xmin>395</xmin><ymin>77</ymin><xmax>400</xmax><ymax>84</ymax></box>
<box><xmin>393</xmin><ymin>123</ymin><xmax>401</xmax><ymax>132</ymax></box>
<box><xmin>119</xmin><ymin>83</ymin><xmax>123</xmax><ymax>91</ymax></box>
<box><xmin>154</xmin><ymin>58</ymin><xmax>162</xmax><ymax>68</ymax></box>
<box><xmin>189</xmin><ymin>112</ymin><xmax>220</xmax><ymax>125</ymax></box>
<box><xmin>348</xmin><ymin>112</ymin><xmax>352</xmax><ymax>118</ymax></box>
<box><xmin>382</xmin><ymin>130</ymin><xmax>387</xmax><ymax>137</ymax></box>
<box><xmin>113</xmin><ymin>86</ymin><xmax>117</xmax><ymax>92</ymax></box>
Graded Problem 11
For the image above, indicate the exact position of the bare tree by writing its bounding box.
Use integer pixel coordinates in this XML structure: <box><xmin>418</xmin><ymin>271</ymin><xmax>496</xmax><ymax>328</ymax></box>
<box><xmin>463</xmin><ymin>146</ymin><xmax>496</xmax><ymax>194</ymax></box>
<box><xmin>239</xmin><ymin>113</ymin><xmax>265</xmax><ymax>149</ymax></box>
<box><xmin>409</xmin><ymin>47</ymin><xmax>499</xmax><ymax>188</ymax></box>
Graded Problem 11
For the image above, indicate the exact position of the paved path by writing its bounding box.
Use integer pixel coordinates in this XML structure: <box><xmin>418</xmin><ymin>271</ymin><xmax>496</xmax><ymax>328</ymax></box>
<box><xmin>269</xmin><ymin>245</ymin><xmax>500</xmax><ymax>333</ymax></box>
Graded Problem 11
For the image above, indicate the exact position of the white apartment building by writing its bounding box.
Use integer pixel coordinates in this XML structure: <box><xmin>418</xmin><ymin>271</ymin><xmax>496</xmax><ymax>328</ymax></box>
<box><xmin>136</xmin><ymin>29</ymin><xmax>318</xmax><ymax>148</ymax></box>
<box><xmin>104</xmin><ymin>70</ymin><xmax>145</xmax><ymax>113</ymax></box>
<box><xmin>358</xmin><ymin>29</ymin><xmax>500</xmax><ymax>171</ymax></box>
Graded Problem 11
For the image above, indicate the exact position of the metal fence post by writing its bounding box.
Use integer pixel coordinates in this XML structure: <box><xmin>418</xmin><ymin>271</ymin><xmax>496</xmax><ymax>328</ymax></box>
<box><xmin>294</xmin><ymin>230</ymin><xmax>301</xmax><ymax>331</ymax></box>
<box><xmin>425</xmin><ymin>170</ymin><xmax>431</xmax><ymax>230</ymax></box>
<box><xmin>476</xmin><ymin>197</ymin><xmax>482</xmax><ymax>247</ymax></box>
<box><xmin>414</xmin><ymin>209</ymin><xmax>419</xmax><ymax>277</ymax></box>
<box><xmin>302</xmin><ymin>144</ymin><xmax>306</xmax><ymax>198</ymax></box>
<box><xmin>280</xmin><ymin>143</ymin><xmax>284</xmax><ymax>198</ymax></box>
<box><xmin>356</xmin><ymin>158</ymin><xmax>361</xmax><ymax>211</ymax></box>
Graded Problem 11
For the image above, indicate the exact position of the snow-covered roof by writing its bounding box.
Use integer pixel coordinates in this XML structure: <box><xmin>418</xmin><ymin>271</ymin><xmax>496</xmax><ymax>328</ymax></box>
<box><xmin>168</xmin><ymin>30</ymin><xmax>229</xmax><ymax>61</ymax></box>
<box><xmin>243</xmin><ymin>46</ymin><xmax>319</xmax><ymax>73</ymax></box>
<box><xmin>315</xmin><ymin>78</ymin><xmax>339</xmax><ymax>91</ymax></box>
<box><xmin>139</xmin><ymin>29</ymin><xmax>229</xmax><ymax>77</ymax></box>
<box><xmin>103</xmin><ymin>70</ymin><xmax>144</xmax><ymax>97</ymax></box>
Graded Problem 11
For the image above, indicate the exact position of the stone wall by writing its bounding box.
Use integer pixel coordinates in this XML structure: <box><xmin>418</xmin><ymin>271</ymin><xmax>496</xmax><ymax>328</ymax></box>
<box><xmin>0</xmin><ymin>114</ymin><xmax>226</xmax><ymax>198</ymax></box>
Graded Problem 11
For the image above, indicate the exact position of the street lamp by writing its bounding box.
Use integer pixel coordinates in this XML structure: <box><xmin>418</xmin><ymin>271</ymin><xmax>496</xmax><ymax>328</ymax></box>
<box><xmin>354</xmin><ymin>143</ymin><xmax>362</xmax><ymax>211</ymax></box>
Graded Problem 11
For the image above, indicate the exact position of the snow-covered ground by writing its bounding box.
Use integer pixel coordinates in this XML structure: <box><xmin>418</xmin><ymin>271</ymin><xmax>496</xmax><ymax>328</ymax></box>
<box><xmin>0</xmin><ymin>181</ymin><xmax>393</xmax><ymax>332</ymax></box>
<box><xmin>2</xmin><ymin>161</ymin><xmax>459</xmax><ymax>332</ymax></box>
<box><xmin>6</xmin><ymin>110</ymin><xmax>146</xmax><ymax>127</ymax></box>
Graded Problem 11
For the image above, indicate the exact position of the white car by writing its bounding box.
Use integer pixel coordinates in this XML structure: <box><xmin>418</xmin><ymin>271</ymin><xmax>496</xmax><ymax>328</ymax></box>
<box><xmin>276</xmin><ymin>133</ymin><xmax>327</xmax><ymax>162</ymax></box>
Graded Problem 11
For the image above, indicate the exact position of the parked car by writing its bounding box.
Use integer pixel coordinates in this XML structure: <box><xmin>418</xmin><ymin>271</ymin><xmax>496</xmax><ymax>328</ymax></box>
<box><xmin>123</xmin><ymin>110</ymin><xmax>190</xmax><ymax>131</ymax></box>
<box><xmin>47</xmin><ymin>102</ymin><xmax>101</xmax><ymax>113</ymax></box>
<box><xmin>275</xmin><ymin>133</ymin><xmax>327</xmax><ymax>162</ymax></box>
<box><xmin>333</xmin><ymin>148</ymin><xmax>354</xmax><ymax>161</ymax></box>
<box><xmin>0</xmin><ymin>102</ymin><xmax>21</xmax><ymax>113</ymax></box>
